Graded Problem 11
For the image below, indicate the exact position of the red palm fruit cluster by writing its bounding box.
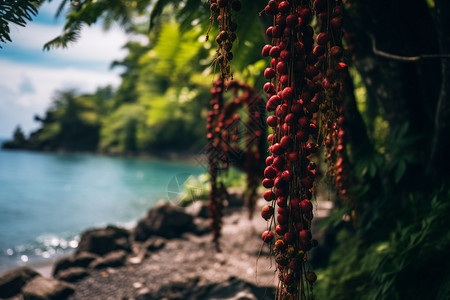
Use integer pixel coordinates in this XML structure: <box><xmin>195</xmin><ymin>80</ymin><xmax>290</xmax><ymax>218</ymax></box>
<box><xmin>261</xmin><ymin>0</ymin><xmax>327</xmax><ymax>298</ymax></box>
<box><xmin>206</xmin><ymin>0</ymin><xmax>242</xmax><ymax>83</ymax></box>
<box><xmin>313</xmin><ymin>0</ymin><xmax>351</xmax><ymax>205</ymax></box>
<box><xmin>207</xmin><ymin>79</ymin><xmax>265</xmax><ymax>250</ymax></box>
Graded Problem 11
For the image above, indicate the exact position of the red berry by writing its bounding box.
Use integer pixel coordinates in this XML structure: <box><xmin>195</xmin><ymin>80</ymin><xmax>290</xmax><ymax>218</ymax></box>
<box><xmin>262</xmin><ymin>230</ymin><xmax>274</xmax><ymax>243</ymax></box>
<box><xmin>285</xmin><ymin>14</ymin><xmax>298</xmax><ymax>27</ymax></box>
<box><xmin>262</xmin><ymin>178</ymin><xmax>274</xmax><ymax>188</ymax></box>
<box><xmin>264</xmin><ymin>166</ymin><xmax>277</xmax><ymax>179</ymax></box>
<box><xmin>271</xmin><ymin>143</ymin><xmax>284</xmax><ymax>155</ymax></box>
<box><xmin>291</xmin><ymin>102</ymin><xmax>302</xmax><ymax>114</ymax></box>
<box><xmin>281</xmin><ymin>87</ymin><xmax>294</xmax><ymax>101</ymax></box>
<box><xmin>277</xmin><ymin>213</ymin><xmax>288</xmax><ymax>224</ymax></box>
<box><xmin>280</xmin><ymin>136</ymin><xmax>293</xmax><ymax>149</ymax></box>
<box><xmin>300</xmin><ymin>199</ymin><xmax>313</xmax><ymax>212</ymax></box>
<box><xmin>306</xmin><ymin>65</ymin><xmax>319</xmax><ymax>78</ymax></box>
<box><xmin>267</xmin><ymin>115</ymin><xmax>278</xmax><ymax>127</ymax></box>
<box><xmin>280</xmin><ymin>170</ymin><xmax>291</xmax><ymax>182</ymax></box>
<box><xmin>262</xmin><ymin>44</ymin><xmax>272</xmax><ymax>57</ymax></box>
<box><xmin>299</xmin><ymin>229</ymin><xmax>311</xmax><ymax>241</ymax></box>
<box><xmin>276</xmin><ymin>104</ymin><xmax>288</xmax><ymax>118</ymax></box>
<box><xmin>330</xmin><ymin>46</ymin><xmax>343</xmax><ymax>58</ymax></box>
<box><xmin>299</xmin><ymin>8</ymin><xmax>311</xmax><ymax>22</ymax></box>
<box><xmin>306</xmin><ymin>272</ymin><xmax>317</xmax><ymax>283</ymax></box>
<box><xmin>287</xmin><ymin>152</ymin><xmax>298</xmax><ymax>162</ymax></box>
<box><xmin>264</xmin><ymin>68</ymin><xmax>276</xmax><ymax>79</ymax></box>
<box><xmin>284</xmin><ymin>113</ymin><xmax>297</xmax><ymax>126</ymax></box>
<box><xmin>268</xmin><ymin>0</ymin><xmax>278</xmax><ymax>10</ymax></box>
<box><xmin>298</xmin><ymin>116</ymin><xmax>309</xmax><ymax>128</ymax></box>
<box><xmin>330</xmin><ymin>17</ymin><xmax>342</xmax><ymax>30</ymax></box>
<box><xmin>276</xmin><ymin>224</ymin><xmax>287</xmax><ymax>235</ymax></box>
<box><xmin>263</xmin><ymin>190</ymin><xmax>276</xmax><ymax>201</ymax></box>
<box><xmin>280</xmin><ymin>74</ymin><xmax>289</xmax><ymax>86</ymax></box>
<box><xmin>277</xmin><ymin>61</ymin><xmax>288</xmax><ymax>74</ymax></box>
<box><xmin>265</xmin><ymin>5</ymin><xmax>277</xmax><ymax>16</ymax></box>
<box><xmin>261</xmin><ymin>205</ymin><xmax>274</xmax><ymax>220</ymax></box>
<box><xmin>272</xmin><ymin>156</ymin><xmax>285</xmax><ymax>170</ymax></box>
<box><xmin>284</xmin><ymin>232</ymin><xmax>294</xmax><ymax>243</ymax></box>
<box><xmin>316</xmin><ymin>32</ymin><xmax>329</xmax><ymax>45</ymax></box>
<box><xmin>284</xmin><ymin>274</ymin><xmax>295</xmax><ymax>285</ymax></box>
<box><xmin>278</xmin><ymin>206</ymin><xmax>288</xmax><ymax>215</ymax></box>
<box><xmin>263</xmin><ymin>82</ymin><xmax>276</xmax><ymax>93</ymax></box>
<box><xmin>272</xmin><ymin>25</ymin><xmax>283</xmax><ymax>38</ymax></box>
<box><xmin>278</xmin><ymin>1</ymin><xmax>290</xmax><ymax>14</ymax></box>
<box><xmin>280</xmin><ymin>50</ymin><xmax>291</xmax><ymax>61</ymax></box>
<box><xmin>296</xmin><ymin>130</ymin><xmax>308</xmax><ymax>142</ymax></box>
<box><xmin>277</xmin><ymin>196</ymin><xmax>288</xmax><ymax>208</ymax></box>
<box><xmin>276</xmin><ymin>14</ymin><xmax>286</xmax><ymax>27</ymax></box>
<box><xmin>289</xmin><ymin>259</ymin><xmax>300</xmax><ymax>272</ymax></box>
<box><xmin>269</xmin><ymin>46</ymin><xmax>281</xmax><ymax>58</ymax></box>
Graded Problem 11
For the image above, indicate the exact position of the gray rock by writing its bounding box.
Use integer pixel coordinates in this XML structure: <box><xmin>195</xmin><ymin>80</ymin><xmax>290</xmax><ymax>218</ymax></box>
<box><xmin>192</xmin><ymin>218</ymin><xmax>211</xmax><ymax>235</ymax></box>
<box><xmin>185</xmin><ymin>201</ymin><xmax>209</xmax><ymax>219</ymax></box>
<box><xmin>135</xmin><ymin>287</ymin><xmax>151</xmax><ymax>300</ymax></box>
<box><xmin>22</xmin><ymin>276</ymin><xmax>74</xmax><ymax>300</ymax></box>
<box><xmin>54</xmin><ymin>267</ymin><xmax>88</xmax><ymax>283</ymax></box>
<box><xmin>0</xmin><ymin>267</ymin><xmax>39</xmax><ymax>298</ymax></box>
<box><xmin>143</xmin><ymin>237</ymin><xmax>166</xmax><ymax>252</ymax></box>
<box><xmin>53</xmin><ymin>252</ymin><xmax>98</xmax><ymax>276</ymax></box>
<box><xmin>134</xmin><ymin>203</ymin><xmax>195</xmax><ymax>241</ymax></box>
<box><xmin>76</xmin><ymin>225</ymin><xmax>131</xmax><ymax>256</ymax></box>
<box><xmin>89</xmin><ymin>250</ymin><xmax>127</xmax><ymax>269</ymax></box>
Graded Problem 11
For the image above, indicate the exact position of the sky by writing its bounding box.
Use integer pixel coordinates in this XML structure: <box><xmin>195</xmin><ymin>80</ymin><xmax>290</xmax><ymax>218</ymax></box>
<box><xmin>0</xmin><ymin>2</ymin><xmax>131</xmax><ymax>138</ymax></box>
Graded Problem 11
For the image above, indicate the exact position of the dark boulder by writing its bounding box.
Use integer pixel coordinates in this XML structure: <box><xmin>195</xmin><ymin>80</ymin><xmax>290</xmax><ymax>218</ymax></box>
<box><xmin>185</xmin><ymin>201</ymin><xmax>209</xmax><ymax>219</ymax></box>
<box><xmin>76</xmin><ymin>225</ymin><xmax>131</xmax><ymax>256</ymax></box>
<box><xmin>54</xmin><ymin>267</ymin><xmax>88</xmax><ymax>283</ymax></box>
<box><xmin>22</xmin><ymin>276</ymin><xmax>74</xmax><ymax>300</ymax></box>
<box><xmin>89</xmin><ymin>250</ymin><xmax>127</xmax><ymax>269</ymax></box>
<box><xmin>0</xmin><ymin>267</ymin><xmax>39</xmax><ymax>298</ymax></box>
<box><xmin>53</xmin><ymin>252</ymin><xmax>98</xmax><ymax>276</ymax></box>
<box><xmin>134</xmin><ymin>203</ymin><xmax>195</xmax><ymax>241</ymax></box>
<box><xmin>143</xmin><ymin>237</ymin><xmax>166</xmax><ymax>252</ymax></box>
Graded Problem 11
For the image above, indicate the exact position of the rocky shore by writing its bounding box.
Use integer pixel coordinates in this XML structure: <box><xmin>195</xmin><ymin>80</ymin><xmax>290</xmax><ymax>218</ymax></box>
<box><xmin>0</xmin><ymin>190</ymin><xmax>333</xmax><ymax>300</ymax></box>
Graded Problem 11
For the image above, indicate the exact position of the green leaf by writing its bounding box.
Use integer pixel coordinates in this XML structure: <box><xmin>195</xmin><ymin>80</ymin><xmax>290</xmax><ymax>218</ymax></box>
<box><xmin>394</xmin><ymin>160</ymin><xmax>406</xmax><ymax>183</ymax></box>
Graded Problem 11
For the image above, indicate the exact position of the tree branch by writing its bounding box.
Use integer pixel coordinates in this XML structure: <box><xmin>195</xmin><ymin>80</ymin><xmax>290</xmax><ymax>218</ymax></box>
<box><xmin>369</xmin><ymin>33</ymin><xmax>450</xmax><ymax>62</ymax></box>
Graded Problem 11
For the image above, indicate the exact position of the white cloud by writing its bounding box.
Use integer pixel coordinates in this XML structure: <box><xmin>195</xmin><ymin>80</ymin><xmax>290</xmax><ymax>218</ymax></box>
<box><xmin>8</xmin><ymin>22</ymin><xmax>128</xmax><ymax>64</ymax></box>
<box><xmin>0</xmin><ymin>59</ymin><xmax>122</xmax><ymax>136</ymax></box>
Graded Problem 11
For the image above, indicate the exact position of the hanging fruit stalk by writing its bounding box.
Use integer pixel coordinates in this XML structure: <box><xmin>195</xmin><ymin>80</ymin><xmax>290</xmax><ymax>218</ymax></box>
<box><xmin>260</xmin><ymin>0</ymin><xmax>348</xmax><ymax>298</ymax></box>
<box><xmin>206</xmin><ymin>0</ymin><xmax>242</xmax><ymax>83</ymax></box>
<box><xmin>207</xmin><ymin>79</ymin><xmax>265</xmax><ymax>250</ymax></box>
<box><xmin>313</xmin><ymin>0</ymin><xmax>350</xmax><ymax>205</ymax></box>
<box><xmin>261</xmin><ymin>0</ymin><xmax>320</xmax><ymax>298</ymax></box>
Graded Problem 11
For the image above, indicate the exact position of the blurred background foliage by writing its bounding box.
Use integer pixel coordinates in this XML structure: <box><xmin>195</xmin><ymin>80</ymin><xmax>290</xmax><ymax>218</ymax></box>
<box><xmin>2</xmin><ymin>0</ymin><xmax>449</xmax><ymax>299</ymax></box>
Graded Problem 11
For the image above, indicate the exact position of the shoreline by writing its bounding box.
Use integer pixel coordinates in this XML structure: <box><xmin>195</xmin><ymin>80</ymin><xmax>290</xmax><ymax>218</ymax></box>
<box><xmin>1</xmin><ymin>141</ymin><xmax>206</xmax><ymax>165</ymax></box>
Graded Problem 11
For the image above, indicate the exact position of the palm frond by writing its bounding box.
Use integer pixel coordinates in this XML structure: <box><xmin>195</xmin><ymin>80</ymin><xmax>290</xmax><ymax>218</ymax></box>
<box><xmin>0</xmin><ymin>0</ymin><xmax>41</xmax><ymax>46</ymax></box>
<box><xmin>43</xmin><ymin>22</ymin><xmax>83</xmax><ymax>50</ymax></box>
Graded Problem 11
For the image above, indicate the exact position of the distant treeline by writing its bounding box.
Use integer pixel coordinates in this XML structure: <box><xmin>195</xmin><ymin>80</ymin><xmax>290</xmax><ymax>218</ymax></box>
<box><xmin>3</xmin><ymin>21</ymin><xmax>214</xmax><ymax>155</ymax></box>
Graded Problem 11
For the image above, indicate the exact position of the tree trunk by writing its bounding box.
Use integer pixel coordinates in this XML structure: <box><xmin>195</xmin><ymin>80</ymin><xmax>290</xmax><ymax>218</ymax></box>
<box><xmin>428</xmin><ymin>0</ymin><xmax>450</xmax><ymax>180</ymax></box>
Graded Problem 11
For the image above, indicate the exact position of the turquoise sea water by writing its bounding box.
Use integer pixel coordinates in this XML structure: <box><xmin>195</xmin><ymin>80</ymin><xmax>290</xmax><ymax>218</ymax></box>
<box><xmin>0</xmin><ymin>139</ymin><xmax>204</xmax><ymax>273</ymax></box>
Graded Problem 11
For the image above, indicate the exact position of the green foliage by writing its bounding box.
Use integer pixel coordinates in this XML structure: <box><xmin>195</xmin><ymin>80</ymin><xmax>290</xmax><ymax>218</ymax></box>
<box><xmin>316</xmin><ymin>188</ymin><xmax>450</xmax><ymax>300</ymax></box>
<box><xmin>21</xmin><ymin>88</ymin><xmax>114</xmax><ymax>151</ymax></box>
<box><xmin>99</xmin><ymin>103</ymin><xmax>148</xmax><ymax>152</ymax></box>
<box><xmin>0</xmin><ymin>0</ymin><xmax>41</xmax><ymax>47</ymax></box>
<box><xmin>43</xmin><ymin>0</ymin><xmax>152</xmax><ymax>50</ymax></box>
